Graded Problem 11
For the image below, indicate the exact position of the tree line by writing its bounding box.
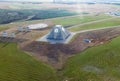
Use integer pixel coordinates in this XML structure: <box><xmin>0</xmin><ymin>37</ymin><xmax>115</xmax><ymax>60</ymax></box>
<box><xmin>0</xmin><ymin>9</ymin><xmax>77</xmax><ymax>24</ymax></box>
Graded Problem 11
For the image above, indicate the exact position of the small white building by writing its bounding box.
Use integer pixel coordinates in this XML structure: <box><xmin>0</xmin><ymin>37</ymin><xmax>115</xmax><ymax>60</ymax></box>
<box><xmin>18</xmin><ymin>27</ymin><xmax>24</xmax><ymax>32</ymax></box>
<box><xmin>2</xmin><ymin>31</ymin><xmax>8</xmax><ymax>38</ymax></box>
<box><xmin>18</xmin><ymin>27</ymin><xmax>31</xmax><ymax>32</ymax></box>
<box><xmin>10</xmin><ymin>33</ymin><xmax>16</xmax><ymax>38</ymax></box>
<box><xmin>25</xmin><ymin>27</ymin><xmax>31</xmax><ymax>32</ymax></box>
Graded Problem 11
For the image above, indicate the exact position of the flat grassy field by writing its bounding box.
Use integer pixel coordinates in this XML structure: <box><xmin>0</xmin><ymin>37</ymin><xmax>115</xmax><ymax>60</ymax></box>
<box><xmin>0</xmin><ymin>26</ymin><xmax>9</xmax><ymax>31</ymax></box>
<box><xmin>52</xmin><ymin>14</ymin><xmax>111</xmax><ymax>27</ymax></box>
<box><xmin>0</xmin><ymin>43</ymin><xmax>58</xmax><ymax>81</ymax></box>
<box><xmin>0</xmin><ymin>20</ymin><xmax>45</xmax><ymax>32</ymax></box>
<box><xmin>62</xmin><ymin>37</ymin><xmax>120</xmax><ymax>81</ymax></box>
<box><xmin>0</xmin><ymin>14</ymin><xmax>111</xmax><ymax>32</ymax></box>
<box><xmin>70</xmin><ymin>17</ymin><xmax>120</xmax><ymax>32</ymax></box>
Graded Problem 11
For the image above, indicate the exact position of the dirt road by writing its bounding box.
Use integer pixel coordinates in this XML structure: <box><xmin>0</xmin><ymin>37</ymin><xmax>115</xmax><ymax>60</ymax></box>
<box><xmin>75</xmin><ymin>25</ymin><xmax>120</xmax><ymax>34</ymax></box>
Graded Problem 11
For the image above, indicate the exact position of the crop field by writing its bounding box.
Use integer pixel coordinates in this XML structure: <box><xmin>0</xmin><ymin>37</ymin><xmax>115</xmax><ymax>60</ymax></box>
<box><xmin>62</xmin><ymin>37</ymin><xmax>120</xmax><ymax>81</ymax></box>
<box><xmin>70</xmin><ymin>17</ymin><xmax>120</xmax><ymax>32</ymax></box>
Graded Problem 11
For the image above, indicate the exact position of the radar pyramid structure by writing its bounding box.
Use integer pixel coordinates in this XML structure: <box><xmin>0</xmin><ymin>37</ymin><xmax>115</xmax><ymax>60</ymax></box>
<box><xmin>47</xmin><ymin>25</ymin><xmax>71</xmax><ymax>40</ymax></box>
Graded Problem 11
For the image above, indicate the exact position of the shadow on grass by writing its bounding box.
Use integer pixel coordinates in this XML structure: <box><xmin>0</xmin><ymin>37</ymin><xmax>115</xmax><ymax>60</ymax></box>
<box><xmin>1</xmin><ymin>42</ymin><xmax>9</xmax><ymax>48</ymax></box>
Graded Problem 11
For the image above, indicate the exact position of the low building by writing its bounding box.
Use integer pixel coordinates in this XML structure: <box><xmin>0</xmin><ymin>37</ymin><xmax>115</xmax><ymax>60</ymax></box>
<box><xmin>47</xmin><ymin>25</ymin><xmax>71</xmax><ymax>40</ymax></box>
<box><xmin>37</xmin><ymin>25</ymin><xmax>75</xmax><ymax>44</ymax></box>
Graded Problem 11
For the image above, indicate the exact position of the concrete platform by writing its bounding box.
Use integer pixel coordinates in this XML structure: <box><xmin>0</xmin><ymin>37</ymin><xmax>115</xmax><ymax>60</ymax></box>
<box><xmin>37</xmin><ymin>32</ymin><xmax>76</xmax><ymax>44</ymax></box>
<box><xmin>28</xmin><ymin>23</ymin><xmax>48</xmax><ymax>30</ymax></box>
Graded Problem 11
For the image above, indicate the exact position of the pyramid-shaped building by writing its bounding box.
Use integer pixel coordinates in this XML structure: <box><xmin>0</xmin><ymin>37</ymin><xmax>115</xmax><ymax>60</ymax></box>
<box><xmin>47</xmin><ymin>25</ymin><xmax>71</xmax><ymax>40</ymax></box>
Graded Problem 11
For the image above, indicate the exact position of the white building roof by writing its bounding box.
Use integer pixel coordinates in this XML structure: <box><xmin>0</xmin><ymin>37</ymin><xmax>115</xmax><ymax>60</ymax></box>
<box><xmin>28</xmin><ymin>23</ymin><xmax>48</xmax><ymax>30</ymax></box>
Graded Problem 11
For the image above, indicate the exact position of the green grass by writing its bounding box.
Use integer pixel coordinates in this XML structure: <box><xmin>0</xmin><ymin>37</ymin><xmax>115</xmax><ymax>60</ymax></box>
<box><xmin>0</xmin><ymin>43</ymin><xmax>58</xmax><ymax>81</ymax></box>
<box><xmin>0</xmin><ymin>27</ymin><xmax>9</xmax><ymax>31</ymax></box>
<box><xmin>52</xmin><ymin>14</ymin><xmax>111</xmax><ymax>27</ymax></box>
<box><xmin>0</xmin><ymin>14</ymin><xmax>111</xmax><ymax>32</ymax></box>
<box><xmin>62</xmin><ymin>37</ymin><xmax>120</xmax><ymax>81</ymax></box>
<box><xmin>0</xmin><ymin>20</ymin><xmax>45</xmax><ymax>32</ymax></box>
<box><xmin>70</xmin><ymin>17</ymin><xmax>120</xmax><ymax>32</ymax></box>
<box><xmin>1</xmin><ymin>36</ymin><xmax>120</xmax><ymax>81</ymax></box>
<box><xmin>0</xmin><ymin>14</ymin><xmax>120</xmax><ymax>81</ymax></box>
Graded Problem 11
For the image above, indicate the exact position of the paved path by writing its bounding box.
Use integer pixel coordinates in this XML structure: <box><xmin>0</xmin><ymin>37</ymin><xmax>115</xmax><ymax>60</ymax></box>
<box><xmin>75</xmin><ymin>25</ymin><xmax>120</xmax><ymax>34</ymax></box>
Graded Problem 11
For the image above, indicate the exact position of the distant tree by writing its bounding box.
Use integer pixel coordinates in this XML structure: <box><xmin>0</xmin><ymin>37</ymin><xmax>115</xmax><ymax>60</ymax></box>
<box><xmin>0</xmin><ymin>9</ymin><xmax>77</xmax><ymax>24</ymax></box>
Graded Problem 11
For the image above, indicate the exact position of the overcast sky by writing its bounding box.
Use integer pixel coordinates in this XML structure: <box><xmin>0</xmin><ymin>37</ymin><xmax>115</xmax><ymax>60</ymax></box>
<box><xmin>2</xmin><ymin>0</ymin><xmax>52</xmax><ymax>2</ymax></box>
<box><xmin>1</xmin><ymin>0</ymin><xmax>120</xmax><ymax>2</ymax></box>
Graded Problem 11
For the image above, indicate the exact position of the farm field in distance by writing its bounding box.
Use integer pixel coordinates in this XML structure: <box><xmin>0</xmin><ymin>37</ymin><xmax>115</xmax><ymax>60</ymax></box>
<box><xmin>0</xmin><ymin>1</ymin><xmax>120</xmax><ymax>81</ymax></box>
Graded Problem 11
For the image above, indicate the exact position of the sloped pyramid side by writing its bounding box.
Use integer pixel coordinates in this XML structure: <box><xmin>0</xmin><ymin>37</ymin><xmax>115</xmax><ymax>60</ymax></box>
<box><xmin>47</xmin><ymin>25</ymin><xmax>71</xmax><ymax>40</ymax></box>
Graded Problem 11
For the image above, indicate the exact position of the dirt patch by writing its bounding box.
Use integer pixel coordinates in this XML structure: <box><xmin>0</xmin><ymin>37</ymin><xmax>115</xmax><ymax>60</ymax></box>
<box><xmin>22</xmin><ymin>27</ymin><xmax>120</xmax><ymax>69</ymax></box>
<box><xmin>83</xmin><ymin>65</ymin><xmax>103</xmax><ymax>74</ymax></box>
